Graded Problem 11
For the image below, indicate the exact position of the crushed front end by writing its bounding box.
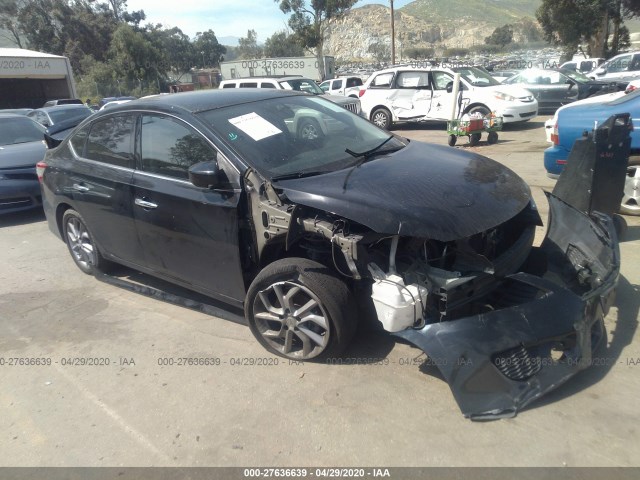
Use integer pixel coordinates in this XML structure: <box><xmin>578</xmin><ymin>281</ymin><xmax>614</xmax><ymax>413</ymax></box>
<box><xmin>394</xmin><ymin>193</ymin><xmax>619</xmax><ymax>419</ymax></box>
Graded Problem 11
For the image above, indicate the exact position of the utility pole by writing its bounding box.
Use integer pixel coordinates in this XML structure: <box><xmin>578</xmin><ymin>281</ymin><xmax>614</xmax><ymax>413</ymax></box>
<box><xmin>390</xmin><ymin>0</ymin><xmax>396</xmax><ymax>65</ymax></box>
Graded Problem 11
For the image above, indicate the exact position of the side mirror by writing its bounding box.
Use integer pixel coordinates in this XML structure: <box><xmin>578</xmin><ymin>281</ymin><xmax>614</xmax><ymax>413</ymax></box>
<box><xmin>189</xmin><ymin>160</ymin><xmax>220</xmax><ymax>189</ymax></box>
<box><xmin>594</xmin><ymin>67</ymin><xmax>606</xmax><ymax>76</ymax></box>
<box><xmin>446</xmin><ymin>81</ymin><xmax>454</xmax><ymax>93</ymax></box>
<box><xmin>42</xmin><ymin>121</ymin><xmax>50</xmax><ymax>128</ymax></box>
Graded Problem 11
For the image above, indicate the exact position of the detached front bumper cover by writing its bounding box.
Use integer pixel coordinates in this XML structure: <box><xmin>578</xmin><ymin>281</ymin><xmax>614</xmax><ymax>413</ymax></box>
<box><xmin>395</xmin><ymin>193</ymin><xmax>619</xmax><ymax>420</ymax></box>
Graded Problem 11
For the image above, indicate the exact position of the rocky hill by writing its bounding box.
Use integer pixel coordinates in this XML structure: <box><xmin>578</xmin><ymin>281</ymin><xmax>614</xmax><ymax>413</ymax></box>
<box><xmin>325</xmin><ymin>1</ymin><xmax>542</xmax><ymax>61</ymax></box>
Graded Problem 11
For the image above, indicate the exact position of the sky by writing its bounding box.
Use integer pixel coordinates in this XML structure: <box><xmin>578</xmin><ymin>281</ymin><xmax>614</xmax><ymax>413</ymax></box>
<box><xmin>125</xmin><ymin>0</ymin><xmax>414</xmax><ymax>43</ymax></box>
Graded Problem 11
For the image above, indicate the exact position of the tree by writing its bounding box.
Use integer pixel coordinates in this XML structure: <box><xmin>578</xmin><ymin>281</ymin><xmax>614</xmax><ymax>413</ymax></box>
<box><xmin>109</xmin><ymin>23</ymin><xmax>164</xmax><ymax>89</ymax></box>
<box><xmin>485</xmin><ymin>24</ymin><xmax>513</xmax><ymax>47</ymax></box>
<box><xmin>0</xmin><ymin>0</ymin><xmax>26</xmax><ymax>48</ymax></box>
<box><xmin>368</xmin><ymin>42</ymin><xmax>390</xmax><ymax>64</ymax></box>
<box><xmin>236</xmin><ymin>29</ymin><xmax>263</xmax><ymax>59</ymax></box>
<box><xmin>404</xmin><ymin>47</ymin><xmax>434</xmax><ymax>59</ymax></box>
<box><xmin>193</xmin><ymin>30</ymin><xmax>226</xmax><ymax>68</ymax></box>
<box><xmin>264</xmin><ymin>30</ymin><xmax>304</xmax><ymax>58</ymax></box>
<box><xmin>146</xmin><ymin>25</ymin><xmax>196</xmax><ymax>78</ymax></box>
<box><xmin>277</xmin><ymin>0</ymin><xmax>357</xmax><ymax>80</ymax></box>
<box><xmin>536</xmin><ymin>0</ymin><xmax>626</xmax><ymax>59</ymax></box>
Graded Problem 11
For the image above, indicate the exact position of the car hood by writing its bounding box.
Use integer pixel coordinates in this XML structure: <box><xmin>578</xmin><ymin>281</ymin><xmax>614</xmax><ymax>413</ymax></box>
<box><xmin>489</xmin><ymin>84</ymin><xmax>535</xmax><ymax>99</ymax></box>
<box><xmin>276</xmin><ymin>141</ymin><xmax>532</xmax><ymax>241</ymax></box>
<box><xmin>0</xmin><ymin>140</ymin><xmax>46</xmax><ymax>169</ymax></box>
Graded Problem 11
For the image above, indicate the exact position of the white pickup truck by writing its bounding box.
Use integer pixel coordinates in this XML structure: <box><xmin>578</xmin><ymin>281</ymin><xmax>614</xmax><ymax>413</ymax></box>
<box><xmin>319</xmin><ymin>76</ymin><xmax>363</xmax><ymax>98</ymax></box>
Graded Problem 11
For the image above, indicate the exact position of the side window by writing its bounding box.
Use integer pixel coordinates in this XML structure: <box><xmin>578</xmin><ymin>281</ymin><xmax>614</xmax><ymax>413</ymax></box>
<box><xmin>347</xmin><ymin>78</ymin><xmax>362</xmax><ymax>88</ymax></box>
<box><xmin>331</xmin><ymin>79</ymin><xmax>341</xmax><ymax>89</ymax></box>
<box><xmin>85</xmin><ymin>115</ymin><xmax>134</xmax><ymax>167</ymax></box>
<box><xmin>240</xmin><ymin>82</ymin><xmax>258</xmax><ymax>88</ymax></box>
<box><xmin>629</xmin><ymin>54</ymin><xmax>640</xmax><ymax>71</ymax></box>
<box><xmin>607</xmin><ymin>55</ymin><xmax>631</xmax><ymax>73</ymax></box>
<box><xmin>222</xmin><ymin>83</ymin><xmax>236</xmax><ymax>88</ymax></box>
<box><xmin>140</xmin><ymin>116</ymin><xmax>216</xmax><ymax>180</ymax></box>
<box><xmin>432</xmin><ymin>72</ymin><xmax>453</xmax><ymax>90</ymax></box>
<box><xmin>69</xmin><ymin>124</ymin><xmax>91</xmax><ymax>156</ymax></box>
<box><xmin>370</xmin><ymin>73</ymin><xmax>394</xmax><ymax>88</ymax></box>
<box><xmin>260</xmin><ymin>82</ymin><xmax>277</xmax><ymax>88</ymax></box>
<box><xmin>395</xmin><ymin>71</ymin><xmax>429</xmax><ymax>88</ymax></box>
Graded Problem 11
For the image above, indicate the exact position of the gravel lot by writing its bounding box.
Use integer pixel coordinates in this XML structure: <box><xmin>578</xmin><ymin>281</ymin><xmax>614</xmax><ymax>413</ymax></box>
<box><xmin>1</xmin><ymin>116</ymin><xmax>639</xmax><ymax>468</ymax></box>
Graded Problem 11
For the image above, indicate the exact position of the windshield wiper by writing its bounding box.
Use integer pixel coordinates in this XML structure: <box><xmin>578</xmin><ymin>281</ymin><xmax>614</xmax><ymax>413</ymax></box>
<box><xmin>345</xmin><ymin>135</ymin><xmax>395</xmax><ymax>160</ymax></box>
<box><xmin>272</xmin><ymin>170</ymin><xmax>327</xmax><ymax>182</ymax></box>
<box><xmin>343</xmin><ymin>136</ymin><xmax>400</xmax><ymax>190</ymax></box>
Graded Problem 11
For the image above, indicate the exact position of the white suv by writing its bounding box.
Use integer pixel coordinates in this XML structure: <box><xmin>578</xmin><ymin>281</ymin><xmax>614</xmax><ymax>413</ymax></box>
<box><xmin>359</xmin><ymin>65</ymin><xmax>538</xmax><ymax>129</ymax></box>
<box><xmin>219</xmin><ymin>76</ymin><xmax>362</xmax><ymax>116</ymax></box>
<box><xmin>589</xmin><ymin>51</ymin><xmax>640</xmax><ymax>84</ymax></box>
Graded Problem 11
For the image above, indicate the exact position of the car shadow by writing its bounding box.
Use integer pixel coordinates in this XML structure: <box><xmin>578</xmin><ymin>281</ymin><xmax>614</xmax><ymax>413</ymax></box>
<box><xmin>95</xmin><ymin>264</ymin><xmax>398</xmax><ymax>361</ymax></box>
<box><xmin>620</xmin><ymin>224</ymin><xmax>640</xmax><ymax>242</ymax></box>
<box><xmin>502</xmin><ymin>119</ymin><xmax>547</xmax><ymax>131</ymax></box>
<box><xmin>0</xmin><ymin>208</ymin><xmax>45</xmax><ymax>227</ymax></box>
<box><xmin>522</xmin><ymin>274</ymin><xmax>640</xmax><ymax>413</ymax></box>
<box><xmin>95</xmin><ymin>265</ymin><xmax>246</xmax><ymax>325</ymax></box>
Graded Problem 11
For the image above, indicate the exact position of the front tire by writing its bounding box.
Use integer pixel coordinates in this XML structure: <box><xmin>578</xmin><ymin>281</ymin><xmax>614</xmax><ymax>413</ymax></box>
<box><xmin>466</xmin><ymin>105</ymin><xmax>490</xmax><ymax>117</ymax></box>
<box><xmin>245</xmin><ymin>258</ymin><xmax>357</xmax><ymax>361</ymax></box>
<box><xmin>371</xmin><ymin>107</ymin><xmax>392</xmax><ymax>130</ymax></box>
<box><xmin>620</xmin><ymin>156</ymin><xmax>640</xmax><ymax>216</ymax></box>
<box><xmin>62</xmin><ymin>209</ymin><xmax>110</xmax><ymax>275</ymax></box>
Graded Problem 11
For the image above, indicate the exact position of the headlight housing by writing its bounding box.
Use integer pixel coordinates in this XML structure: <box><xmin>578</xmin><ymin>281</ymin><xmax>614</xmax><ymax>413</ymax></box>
<box><xmin>494</xmin><ymin>91</ymin><xmax>517</xmax><ymax>102</ymax></box>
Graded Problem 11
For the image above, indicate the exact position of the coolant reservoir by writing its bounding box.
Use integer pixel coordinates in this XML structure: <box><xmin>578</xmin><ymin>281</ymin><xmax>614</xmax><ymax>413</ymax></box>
<box><xmin>371</xmin><ymin>275</ymin><xmax>428</xmax><ymax>332</ymax></box>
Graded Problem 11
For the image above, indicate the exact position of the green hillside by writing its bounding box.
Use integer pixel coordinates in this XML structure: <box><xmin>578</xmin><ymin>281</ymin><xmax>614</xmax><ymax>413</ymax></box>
<box><xmin>400</xmin><ymin>0</ymin><xmax>541</xmax><ymax>26</ymax></box>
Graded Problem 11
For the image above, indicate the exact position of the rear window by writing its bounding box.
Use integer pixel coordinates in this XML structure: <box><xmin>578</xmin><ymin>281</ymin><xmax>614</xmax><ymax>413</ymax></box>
<box><xmin>85</xmin><ymin>115</ymin><xmax>134</xmax><ymax>167</ymax></box>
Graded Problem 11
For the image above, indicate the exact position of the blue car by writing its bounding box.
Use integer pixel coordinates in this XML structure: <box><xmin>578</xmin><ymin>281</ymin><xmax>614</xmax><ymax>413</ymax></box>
<box><xmin>544</xmin><ymin>89</ymin><xmax>640</xmax><ymax>215</ymax></box>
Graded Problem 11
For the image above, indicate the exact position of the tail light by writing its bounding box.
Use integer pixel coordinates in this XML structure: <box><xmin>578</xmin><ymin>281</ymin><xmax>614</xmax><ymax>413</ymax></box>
<box><xmin>359</xmin><ymin>89</ymin><xmax>366</xmax><ymax>97</ymax></box>
<box><xmin>36</xmin><ymin>161</ymin><xmax>47</xmax><ymax>183</ymax></box>
<box><xmin>550</xmin><ymin>121</ymin><xmax>559</xmax><ymax>145</ymax></box>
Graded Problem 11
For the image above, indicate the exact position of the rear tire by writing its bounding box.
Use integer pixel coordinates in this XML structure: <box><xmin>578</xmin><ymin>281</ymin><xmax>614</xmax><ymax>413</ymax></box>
<box><xmin>371</xmin><ymin>108</ymin><xmax>392</xmax><ymax>130</ymax></box>
<box><xmin>62</xmin><ymin>209</ymin><xmax>111</xmax><ymax>275</ymax></box>
<box><xmin>245</xmin><ymin>258</ymin><xmax>357</xmax><ymax>361</ymax></box>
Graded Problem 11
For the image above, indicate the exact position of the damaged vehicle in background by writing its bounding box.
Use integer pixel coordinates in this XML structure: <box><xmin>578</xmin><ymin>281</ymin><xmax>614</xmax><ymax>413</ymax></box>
<box><xmin>38</xmin><ymin>90</ymin><xmax>619</xmax><ymax>420</ymax></box>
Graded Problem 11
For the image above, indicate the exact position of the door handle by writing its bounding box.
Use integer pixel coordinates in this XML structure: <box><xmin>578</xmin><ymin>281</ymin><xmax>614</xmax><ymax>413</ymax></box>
<box><xmin>72</xmin><ymin>183</ymin><xmax>89</xmax><ymax>192</ymax></box>
<box><xmin>135</xmin><ymin>198</ymin><xmax>158</xmax><ymax>209</ymax></box>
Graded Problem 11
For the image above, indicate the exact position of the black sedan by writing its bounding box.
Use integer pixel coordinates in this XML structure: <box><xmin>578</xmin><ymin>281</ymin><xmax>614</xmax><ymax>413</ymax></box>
<box><xmin>0</xmin><ymin>114</ymin><xmax>47</xmax><ymax>214</ymax></box>
<box><xmin>502</xmin><ymin>68</ymin><xmax>621</xmax><ymax>113</ymax></box>
<box><xmin>39</xmin><ymin>89</ymin><xmax>619</xmax><ymax>419</ymax></box>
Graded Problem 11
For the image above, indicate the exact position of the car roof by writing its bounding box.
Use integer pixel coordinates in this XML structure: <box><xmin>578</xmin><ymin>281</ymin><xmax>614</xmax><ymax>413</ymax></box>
<box><xmin>0</xmin><ymin>113</ymin><xmax>30</xmax><ymax>119</ymax></box>
<box><xmin>34</xmin><ymin>104</ymin><xmax>92</xmax><ymax>112</ymax></box>
<box><xmin>109</xmin><ymin>89</ymin><xmax>307</xmax><ymax>114</ymax></box>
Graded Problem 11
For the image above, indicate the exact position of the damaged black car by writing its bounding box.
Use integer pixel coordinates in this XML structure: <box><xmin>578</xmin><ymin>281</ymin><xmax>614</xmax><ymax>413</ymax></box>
<box><xmin>38</xmin><ymin>89</ymin><xmax>620</xmax><ymax>419</ymax></box>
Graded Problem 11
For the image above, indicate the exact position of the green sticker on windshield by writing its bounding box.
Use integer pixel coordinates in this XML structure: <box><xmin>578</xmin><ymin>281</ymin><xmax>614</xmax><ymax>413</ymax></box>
<box><xmin>228</xmin><ymin>132</ymin><xmax>238</xmax><ymax>141</ymax></box>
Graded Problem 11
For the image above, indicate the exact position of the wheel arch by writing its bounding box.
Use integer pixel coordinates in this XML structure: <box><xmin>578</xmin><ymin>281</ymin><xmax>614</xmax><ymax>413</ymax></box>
<box><xmin>55</xmin><ymin>202</ymin><xmax>73</xmax><ymax>238</ymax></box>
<box><xmin>463</xmin><ymin>102</ymin><xmax>491</xmax><ymax>115</ymax></box>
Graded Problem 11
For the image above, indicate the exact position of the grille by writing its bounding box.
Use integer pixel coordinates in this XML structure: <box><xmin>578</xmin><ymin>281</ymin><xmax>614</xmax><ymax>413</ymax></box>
<box><xmin>519</xmin><ymin>111</ymin><xmax>537</xmax><ymax>118</ymax></box>
<box><xmin>493</xmin><ymin>344</ymin><xmax>542</xmax><ymax>381</ymax></box>
<box><xmin>342</xmin><ymin>102</ymin><xmax>358</xmax><ymax>114</ymax></box>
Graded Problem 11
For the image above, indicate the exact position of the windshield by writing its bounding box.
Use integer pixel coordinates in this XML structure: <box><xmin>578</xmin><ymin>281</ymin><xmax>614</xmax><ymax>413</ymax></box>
<box><xmin>452</xmin><ymin>67</ymin><xmax>501</xmax><ymax>87</ymax></box>
<box><xmin>564</xmin><ymin>70</ymin><xmax>592</xmax><ymax>82</ymax></box>
<box><xmin>48</xmin><ymin>107</ymin><xmax>92</xmax><ymax>125</ymax></box>
<box><xmin>0</xmin><ymin>117</ymin><xmax>45</xmax><ymax>146</ymax></box>
<box><xmin>278</xmin><ymin>78</ymin><xmax>325</xmax><ymax>95</ymax></box>
<box><xmin>198</xmin><ymin>95</ymin><xmax>406</xmax><ymax>179</ymax></box>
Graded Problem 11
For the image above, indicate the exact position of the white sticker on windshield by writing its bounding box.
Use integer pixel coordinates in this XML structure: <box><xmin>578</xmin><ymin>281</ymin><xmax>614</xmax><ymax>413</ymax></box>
<box><xmin>228</xmin><ymin>112</ymin><xmax>282</xmax><ymax>141</ymax></box>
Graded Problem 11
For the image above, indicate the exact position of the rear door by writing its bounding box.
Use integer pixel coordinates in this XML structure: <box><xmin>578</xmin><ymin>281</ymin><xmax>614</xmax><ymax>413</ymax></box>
<box><xmin>387</xmin><ymin>70</ymin><xmax>432</xmax><ymax>120</ymax></box>
<box><xmin>65</xmin><ymin>114</ymin><xmax>143</xmax><ymax>264</ymax></box>
<box><xmin>131</xmin><ymin>113</ymin><xmax>246</xmax><ymax>303</ymax></box>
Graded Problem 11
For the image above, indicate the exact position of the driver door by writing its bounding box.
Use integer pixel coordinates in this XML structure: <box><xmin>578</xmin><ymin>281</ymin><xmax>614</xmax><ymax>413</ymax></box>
<box><xmin>131</xmin><ymin>114</ymin><xmax>246</xmax><ymax>304</ymax></box>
